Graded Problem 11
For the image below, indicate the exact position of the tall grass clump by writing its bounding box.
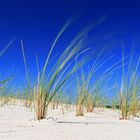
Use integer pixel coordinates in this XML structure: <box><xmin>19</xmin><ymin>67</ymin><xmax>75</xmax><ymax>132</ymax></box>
<box><xmin>21</xmin><ymin>17</ymin><xmax>106</xmax><ymax>120</ymax></box>
<box><xmin>75</xmin><ymin>46</ymin><xmax>123</xmax><ymax>116</ymax></box>
<box><xmin>119</xmin><ymin>49</ymin><xmax>140</xmax><ymax>120</ymax></box>
<box><xmin>76</xmin><ymin>77</ymin><xmax>88</xmax><ymax>116</ymax></box>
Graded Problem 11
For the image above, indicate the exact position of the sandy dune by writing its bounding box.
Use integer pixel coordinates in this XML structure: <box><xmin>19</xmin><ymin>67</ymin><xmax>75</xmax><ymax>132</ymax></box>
<box><xmin>0</xmin><ymin>105</ymin><xmax>140</xmax><ymax>140</ymax></box>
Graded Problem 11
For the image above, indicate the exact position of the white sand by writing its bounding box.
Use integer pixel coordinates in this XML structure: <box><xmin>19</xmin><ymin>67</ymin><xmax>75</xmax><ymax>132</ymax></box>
<box><xmin>0</xmin><ymin>105</ymin><xmax>140</xmax><ymax>140</ymax></box>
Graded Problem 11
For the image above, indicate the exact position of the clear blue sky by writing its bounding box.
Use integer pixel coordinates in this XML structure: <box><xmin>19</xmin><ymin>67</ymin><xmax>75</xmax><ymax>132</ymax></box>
<box><xmin>0</xmin><ymin>0</ymin><xmax>140</xmax><ymax>89</ymax></box>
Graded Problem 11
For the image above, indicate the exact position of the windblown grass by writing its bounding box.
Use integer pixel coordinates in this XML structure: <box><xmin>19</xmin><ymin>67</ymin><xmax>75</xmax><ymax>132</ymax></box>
<box><xmin>21</xmin><ymin>17</ymin><xmax>107</xmax><ymax>120</ymax></box>
<box><xmin>75</xmin><ymin>45</ymin><xmax>123</xmax><ymax>116</ymax></box>
<box><xmin>1</xmin><ymin>20</ymin><xmax>140</xmax><ymax>123</ymax></box>
<box><xmin>119</xmin><ymin>50</ymin><xmax>140</xmax><ymax>119</ymax></box>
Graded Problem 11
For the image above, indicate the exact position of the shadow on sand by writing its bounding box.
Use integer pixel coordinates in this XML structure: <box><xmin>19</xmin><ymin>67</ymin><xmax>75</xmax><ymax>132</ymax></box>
<box><xmin>56</xmin><ymin>121</ymin><xmax>118</xmax><ymax>125</ymax></box>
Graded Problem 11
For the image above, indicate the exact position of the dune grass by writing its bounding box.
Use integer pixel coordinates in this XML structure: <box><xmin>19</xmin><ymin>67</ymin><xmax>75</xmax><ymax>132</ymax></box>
<box><xmin>119</xmin><ymin>50</ymin><xmax>140</xmax><ymax>119</ymax></box>
<box><xmin>0</xmin><ymin>21</ymin><xmax>140</xmax><ymax>123</ymax></box>
<box><xmin>75</xmin><ymin>44</ymin><xmax>124</xmax><ymax>116</ymax></box>
<box><xmin>21</xmin><ymin>17</ymin><xmax>107</xmax><ymax>120</ymax></box>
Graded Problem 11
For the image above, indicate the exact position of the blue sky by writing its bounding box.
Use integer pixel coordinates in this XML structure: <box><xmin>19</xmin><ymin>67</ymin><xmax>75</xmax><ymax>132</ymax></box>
<box><xmin>0</xmin><ymin>0</ymin><xmax>140</xmax><ymax>90</ymax></box>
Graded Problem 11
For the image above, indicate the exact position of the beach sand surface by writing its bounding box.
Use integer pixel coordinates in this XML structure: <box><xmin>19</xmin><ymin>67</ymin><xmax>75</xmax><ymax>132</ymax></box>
<box><xmin>0</xmin><ymin>105</ymin><xmax>139</xmax><ymax>140</ymax></box>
